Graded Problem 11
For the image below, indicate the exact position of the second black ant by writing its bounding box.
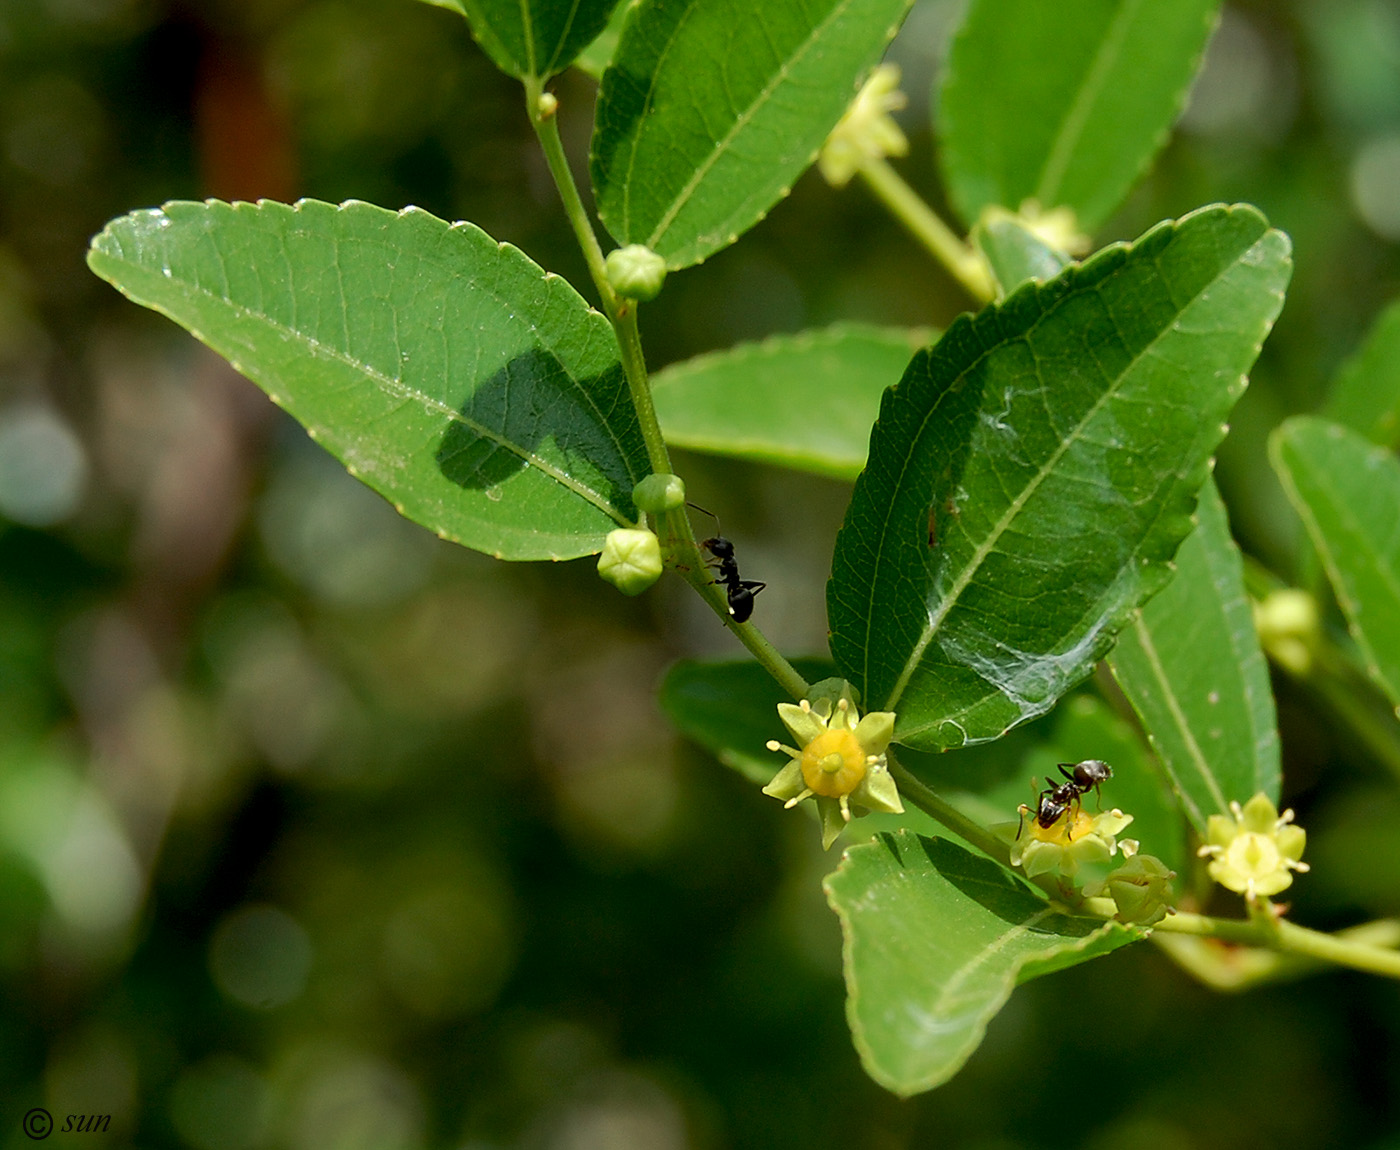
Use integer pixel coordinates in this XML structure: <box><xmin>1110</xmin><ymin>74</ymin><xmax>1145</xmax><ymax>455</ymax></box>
<box><xmin>689</xmin><ymin>504</ymin><xmax>766</xmax><ymax>623</ymax></box>
<box><xmin>1016</xmin><ymin>759</ymin><xmax>1113</xmax><ymax>840</ymax></box>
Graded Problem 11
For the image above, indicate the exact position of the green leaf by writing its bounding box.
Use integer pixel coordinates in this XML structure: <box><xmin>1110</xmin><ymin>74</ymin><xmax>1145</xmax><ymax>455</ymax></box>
<box><xmin>825</xmin><ymin>831</ymin><xmax>1138</xmax><ymax>1096</ymax></box>
<box><xmin>591</xmin><ymin>0</ymin><xmax>915</xmax><ymax>269</ymax></box>
<box><xmin>87</xmin><ymin>199</ymin><xmax>649</xmax><ymax>561</ymax></box>
<box><xmin>659</xmin><ymin>657</ymin><xmax>835</xmax><ymax>784</ymax></box>
<box><xmin>651</xmin><ymin>324</ymin><xmax>934</xmax><ymax>481</ymax></box>
<box><xmin>573</xmin><ymin>0</ymin><xmax>634</xmax><ymax>78</ymax></box>
<box><xmin>1271</xmin><ymin>416</ymin><xmax>1400</xmax><ymax>714</ymax></box>
<box><xmin>828</xmin><ymin>204</ymin><xmax>1291</xmax><ymax>752</ymax></box>
<box><xmin>1323</xmin><ymin>297</ymin><xmax>1400</xmax><ymax>449</ymax></box>
<box><xmin>938</xmin><ymin>0</ymin><xmax>1218</xmax><ymax>231</ymax></box>
<box><xmin>420</xmin><ymin>0</ymin><xmax>622</xmax><ymax>80</ymax></box>
<box><xmin>972</xmin><ymin>213</ymin><xmax>1071</xmax><ymax>298</ymax></box>
<box><xmin>1107</xmin><ymin>478</ymin><xmax>1280</xmax><ymax>833</ymax></box>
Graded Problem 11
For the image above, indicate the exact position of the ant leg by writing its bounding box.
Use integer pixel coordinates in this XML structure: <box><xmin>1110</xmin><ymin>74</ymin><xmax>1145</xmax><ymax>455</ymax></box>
<box><xmin>1016</xmin><ymin>804</ymin><xmax>1029</xmax><ymax>840</ymax></box>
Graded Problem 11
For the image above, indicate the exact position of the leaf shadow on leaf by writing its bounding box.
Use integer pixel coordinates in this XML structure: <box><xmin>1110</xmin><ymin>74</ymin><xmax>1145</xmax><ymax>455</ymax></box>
<box><xmin>590</xmin><ymin>61</ymin><xmax>650</xmax><ymax>242</ymax></box>
<box><xmin>880</xmin><ymin>833</ymin><xmax>1058</xmax><ymax>929</ymax></box>
<box><xmin>434</xmin><ymin>347</ymin><xmax>638</xmax><ymax>510</ymax></box>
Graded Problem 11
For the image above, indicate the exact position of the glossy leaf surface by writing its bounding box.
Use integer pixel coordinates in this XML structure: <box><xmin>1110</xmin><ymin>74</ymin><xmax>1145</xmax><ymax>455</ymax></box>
<box><xmin>652</xmin><ymin>324</ymin><xmax>933</xmax><ymax>480</ymax></box>
<box><xmin>591</xmin><ymin>0</ymin><xmax>914</xmax><ymax>268</ymax></box>
<box><xmin>1108</xmin><ymin>478</ymin><xmax>1280</xmax><ymax>832</ymax></box>
<box><xmin>88</xmin><ymin>199</ymin><xmax>649</xmax><ymax>561</ymax></box>
<box><xmin>825</xmin><ymin>831</ymin><xmax>1138</xmax><ymax>1096</ymax></box>
<box><xmin>939</xmin><ymin>0</ymin><xmax>1217</xmax><ymax>231</ymax></box>
<box><xmin>420</xmin><ymin>0</ymin><xmax>621</xmax><ymax>80</ymax></box>
<box><xmin>1272</xmin><ymin>417</ymin><xmax>1400</xmax><ymax>713</ymax></box>
<box><xmin>1324</xmin><ymin>297</ymin><xmax>1400</xmax><ymax>449</ymax></box>
<box><xmin>828</xmin><ymin>205</ymin><xmax>1291</xmax><ymax>752</ymax></box>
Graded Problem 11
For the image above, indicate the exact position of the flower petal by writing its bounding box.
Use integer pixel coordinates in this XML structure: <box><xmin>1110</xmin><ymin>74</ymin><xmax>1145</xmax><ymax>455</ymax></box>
<box><xmin>777</xmin><ymin>701</ymin><xmax>825</xmax><ymax>746</ymax></box>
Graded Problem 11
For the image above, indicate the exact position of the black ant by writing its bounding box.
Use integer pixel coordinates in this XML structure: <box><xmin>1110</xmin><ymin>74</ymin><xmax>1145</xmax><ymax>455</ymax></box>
<box><xmin>1016</xmin><ymin>759</ymin><xmax>1113</xmax><ymax>840</ymax></box>
<box><xmin>689</xmin><ymin>504</ymin><xmax>766</xmax><ymax>623</ymax></box>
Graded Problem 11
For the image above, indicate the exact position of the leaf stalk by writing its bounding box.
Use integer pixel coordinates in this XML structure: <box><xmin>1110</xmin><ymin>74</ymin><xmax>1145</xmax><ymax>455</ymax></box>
<box><xmin>1154</xmin><ymin>909</ymin><xmax>1400</xmax><ymax>980</ymax></box>
<box><xmin>888</xmin><ymin>755</ymin><xmax>1013</xmax><ymax>867</ymax></box>
<box><xmin>856</xmin><ymin>159</ymin><xmax>995</xmax><ymax>303</ymax></box>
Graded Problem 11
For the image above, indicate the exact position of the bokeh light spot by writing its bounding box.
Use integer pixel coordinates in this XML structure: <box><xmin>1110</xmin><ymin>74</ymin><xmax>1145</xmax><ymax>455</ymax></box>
<box><xmin>209</xmin><ymin>904</ymin><xmax>313</xmax><ymax>1009</ymax></box>
<box><xmin>0</xmin><ymin>405</ymin><xmax>87</xmax><ymax>525</ymax></box>
<box><xmin>1351</xmin><ymin>132</ymin><xmax>1400</xmax><ymax>239</ymax></box>
<box><xmin>169</xmin><ymin>1054</ymin><xmax>272</xmax><ymax>1150</ymax></box>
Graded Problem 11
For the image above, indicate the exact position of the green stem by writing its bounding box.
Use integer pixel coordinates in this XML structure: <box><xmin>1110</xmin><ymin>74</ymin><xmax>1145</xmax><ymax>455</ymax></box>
<box><xmin>524</xmin><ymin>80</ymin><xmax>618</xmax><ymax>317</ymax></box>
<box><xmin>888</xmin><ymin>756</ymin><xmax>1012</xmax><ymax>867</ymax></box>
<box><xmin>663</xmin><ymin>514</ymin><xmax>811</xmax><ymax>700</ymax></box>
<box><xmin>524</xmin><ymin>80</ymin><xmax>664</xmax><ymax>477</ymax></box>
<box><xmin>523</xmin><ymin>82</ymin><xmax>811</xmax><ymax>701</ymax></box>
<box><xmin>857</xmin><ymin>159</ymin><xmax>995</xmax><ymax>304</ymax></box>
<box><xmin>1155</xmin><ymin>910</ymin><xmax>1400</xmax><ymax>979</ymax></box>
<box><xmin>614</xmin><ymin>307</ymin><xmax>669</xmax><ymax>476</ymax></box>
<box><xmin>523</xmin><ymin>82</ymin><xmax>812</xmax><ymax>700</ymax></box>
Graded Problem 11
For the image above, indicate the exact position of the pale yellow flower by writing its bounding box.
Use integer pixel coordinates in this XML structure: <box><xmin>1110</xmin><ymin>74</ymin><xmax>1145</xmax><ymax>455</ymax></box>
<box><xmin>764</xmin><ymin>679</ymin><xmax>901</xmax><ymax>849</ymax></box>
<box><xmin>1199</xmin><ymin>793</ymin><xmax>1308</xmax><ymax>900</ymax></box>
<box><xmin>818</xmin><ymin>65</ymin><xmax>909</xmax><ymax>188</ymax></box>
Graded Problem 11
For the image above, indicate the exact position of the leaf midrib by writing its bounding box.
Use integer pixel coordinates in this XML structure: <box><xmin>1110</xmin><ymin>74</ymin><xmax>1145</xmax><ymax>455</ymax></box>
<box><xmin>631</xmin><ymin>0</ymin><xmax>858</xmax><ymax>251</ymax></box>
<box><xmin>932</xmin><ymin>905</ymin><xmax>1055</xmax><ymax>1019</ymax></box>
<box><xmin>1281</xmin><ymin>431</ymin><xmax>1400</xmax><ymax>690</ymax></box>
<box><xmin>881</xmin><ymin>228</ymin><xmax>1263</xmax><ymax>714</ymax></box>
<box><xmin>1033</xmin><ymin>0</ymin><xmax>1144</xmax><ymax>207</ymax></box>
<box><xmin>101</xmin><ymin>241</ymin><xmax>635</xmax><ymax>523</ymax></box>
<box><xmin>1119</xmin><ymin>612</ymin><xmax>1224</xmax><ymax>826</ymax></box>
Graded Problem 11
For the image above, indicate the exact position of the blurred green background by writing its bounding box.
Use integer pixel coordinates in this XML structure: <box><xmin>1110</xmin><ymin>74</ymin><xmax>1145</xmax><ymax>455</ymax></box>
<box><xmin>3</xmin><ymin>0</ymin><xmax>1400</xmax><ymax>1146</ymax></box>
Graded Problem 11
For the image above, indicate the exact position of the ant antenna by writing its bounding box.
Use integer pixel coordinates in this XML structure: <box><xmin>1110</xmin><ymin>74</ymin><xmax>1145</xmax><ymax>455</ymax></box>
<box><xmin>687</xmin><ymin>501</ymin><xmax>720</xmax><ymax>529</ymax></box>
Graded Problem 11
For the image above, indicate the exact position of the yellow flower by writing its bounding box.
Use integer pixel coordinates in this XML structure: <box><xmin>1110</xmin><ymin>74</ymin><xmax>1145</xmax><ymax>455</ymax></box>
<box><xmin>818</xmin><ymin>64</ymin><xmax>909</xmax><ymax>188</ymax></box>
<box><xmin>763</xmin><ymin>679</ymin><xmax>901</xmax><ymax>849</ymax></box>
<box><xmin>1198</xmin><ymin>793</ymin><xmax>1308</xmax><ymax>900</ymax></box>
<box><xmin>1004</xmin><ymin>806</ymin><xmax>1136</xmax><ymax>879</ymax></box>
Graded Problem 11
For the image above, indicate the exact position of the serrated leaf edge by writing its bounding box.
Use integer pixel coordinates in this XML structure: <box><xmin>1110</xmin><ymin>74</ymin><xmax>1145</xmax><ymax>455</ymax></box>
<box><xmin>824</xmin><ymin>831</ymin><xmax>1130</xmax><ymax>1096</ymax></box>
<box><xmin>87</xmin><ymin>197</ymin><xmax>642</xmax><ymax>550</ymax></box>
<box><xmin>882</xmin><ymin>204</ymin><xmax>1290</xmax><ymax>725</ymax></box>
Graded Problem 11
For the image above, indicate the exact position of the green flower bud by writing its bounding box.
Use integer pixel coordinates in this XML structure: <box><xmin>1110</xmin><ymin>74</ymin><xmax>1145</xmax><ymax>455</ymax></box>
<box><xmin>1085</xmin><ymin>854</ymin><xmax>1176</xmax><ymax>926</ymax></box>
<box><xmin>632</xmin><ymin>473</ymin><xmax>686</xmax><ymax>513</ymax></box>
<box><xmin>597</xmin><ymin>528</ymin><xmax>662</xmax><ymax>596</ymax></box>
<box><xmin>605</xmin><ymin>245</ymin><xmax>668</xmax><ymax>302</ymax></box>
<box><xmin>1253</xmin><ymin>589</ymin><xmax>1320</xmax><ymax>675</ymax></box>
